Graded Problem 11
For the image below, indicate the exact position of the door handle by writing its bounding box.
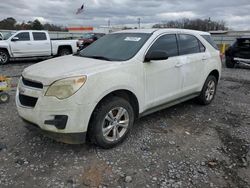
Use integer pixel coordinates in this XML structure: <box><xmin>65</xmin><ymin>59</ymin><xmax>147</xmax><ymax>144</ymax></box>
<box><xmin>27</xmin><ymin>43</ymin><xmax>32</xmax><ymax>45</ymax></box>
<box><xmin>175</xmin><ymin>63</ymin><xmax>183</xmax><ymax>68</ymax></box>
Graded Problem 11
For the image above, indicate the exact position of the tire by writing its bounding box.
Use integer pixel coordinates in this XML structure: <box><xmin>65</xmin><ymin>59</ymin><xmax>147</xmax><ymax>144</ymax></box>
<box><xmin>0</xmin><ymin>92</ymin><xmax>10</xmax><ymax>103</ymax></box>
<box><xmin>58</xmin><ymin>48</ymin><xmax>71</xmax><ymax>56</ymax></box>
<box><xmin>197</xmin><ymin>75</ymin><xmax>217</xmax><ymax>105</ymax></box>
<box><xmin>88</xmin><ymin>96</ymin><xmax>135</xmax><ymax>149</ymax></box>
<box><xmin>0</xmin><ymin>50</ymin><xmax>10</xmax><ymax>65</ymax></box>
<box><xmin>225</xmin><ymin>56</ymin><xmax>235</xmax><ymax>68</ymax></box>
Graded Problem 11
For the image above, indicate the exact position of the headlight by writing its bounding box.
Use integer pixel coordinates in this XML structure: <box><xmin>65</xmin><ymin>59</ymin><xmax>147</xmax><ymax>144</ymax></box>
<box><xmin>45</xmin><ymin>76</ymin><xmax>87</xmax><ymax>99</ymax></box>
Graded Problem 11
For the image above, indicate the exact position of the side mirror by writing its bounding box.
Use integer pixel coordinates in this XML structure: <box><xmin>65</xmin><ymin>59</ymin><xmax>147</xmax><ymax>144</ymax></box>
<box><xmin>144</xmin><ymin>50</ymin><xmax>169</xmax><ymax>62</ymax></box>
<box><xmin>11</xmin><ymin>37</ymin><xmax>19</xmax><ymax>42</ymax></box>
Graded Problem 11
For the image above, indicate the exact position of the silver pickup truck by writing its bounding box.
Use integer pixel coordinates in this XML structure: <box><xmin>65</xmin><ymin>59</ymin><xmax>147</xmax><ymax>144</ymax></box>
<box><xmin>0</xmin><ymin>30</ymin><xmax>78</xmax><ymax>65</ymax></box>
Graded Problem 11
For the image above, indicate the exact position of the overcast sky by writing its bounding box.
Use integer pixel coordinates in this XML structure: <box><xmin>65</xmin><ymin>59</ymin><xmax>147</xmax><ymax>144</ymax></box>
<box><xmin>0</xmin><ymin>0</ymin><xmax>250</xmax><ymax>30</ymax></box>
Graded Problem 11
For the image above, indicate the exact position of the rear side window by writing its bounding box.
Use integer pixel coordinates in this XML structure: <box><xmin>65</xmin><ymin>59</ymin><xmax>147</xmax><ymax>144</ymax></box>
<box><xmin>15</xmin><ymin>32</ymin><xmax>30</xmax><ymax>41</ymax></box>
<box><xmin>148</xmin><ymin>34</ymin><xmax>178</xmax><ymax>57</ymax></box>
<box><xmin>201</xmin><ymin>35</ymin><xmax>218</xmax><ymax>50</ymax></box>
<box><xmin>199</xmin><ymin>41</ymin><xmax>206</xmax><ymax>52</ymax></box>
<box><xmin>33</xmin><ymin>32</ymin><xmax>47</xmax><ymax>41</ymax></box>
<box><xmin>178</xmin><ymin>34</ymin><xmax>200</xmax><ymax>55</ymax></box>
<box><xmin>236</xmin><ymin>38</ymin><xmax>250</xmax><ymax>48</ymax></box>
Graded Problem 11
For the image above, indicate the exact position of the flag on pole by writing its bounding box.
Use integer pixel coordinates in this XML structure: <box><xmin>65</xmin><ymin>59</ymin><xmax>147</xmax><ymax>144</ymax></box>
<box><xmin>76</xmin><ymin>3</ymin><xmax>84</xmax><ymax>14</ymax></box>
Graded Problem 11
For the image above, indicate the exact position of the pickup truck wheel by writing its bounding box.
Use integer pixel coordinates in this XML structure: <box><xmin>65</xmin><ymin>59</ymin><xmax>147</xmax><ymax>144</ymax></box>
<box><xmin>197</xmin><ymin>75</ymin><xmax>217</xmax><ymax>105</ymax></box>
<box><xmin>89</xmin><ymin>96</ymin><xmax>134</xmax><ymax>148</ymax></box>
<box><xmin>0</xmin><ymin>50</ymin><xmax>10</xmax><ymax>65</ymax></box>
<box><xmin>0</xmin><ymin>92</ymin><xmax>10</xmax><ymax>103</ymax></box>
<box><xmin>58</xmin><ymin>48</ymin><xmax>71</xmax><ymax>56</ymax></box>
<box><xmin>225</xmin><ymin>56</ymin><xmax>235</xmax><ymax>68</ymax></box>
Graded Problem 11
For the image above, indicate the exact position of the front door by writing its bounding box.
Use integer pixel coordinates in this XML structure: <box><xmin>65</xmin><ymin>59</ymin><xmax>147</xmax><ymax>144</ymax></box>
<box><xmin>10</xmin><ymin>32</ymin><xmax>33</xmax><ymax>57</ymax></box>
<box><xmin>144</xmin><ymin>34</ymin><xmax>183</xmax><ymax>109</ymax></box>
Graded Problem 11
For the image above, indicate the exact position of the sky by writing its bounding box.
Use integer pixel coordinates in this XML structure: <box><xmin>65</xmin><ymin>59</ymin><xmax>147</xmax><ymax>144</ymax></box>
<box><xmin>0</xmin><ymin>0</ymin><xmax>250</xmax><ymax>30</ymax></box>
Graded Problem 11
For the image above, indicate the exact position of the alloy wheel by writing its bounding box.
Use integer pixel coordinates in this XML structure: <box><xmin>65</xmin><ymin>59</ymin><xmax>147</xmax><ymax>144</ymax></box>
<box><xmin>102</xmin><ymin>107</ymin><xmax>129</xmax><ymax>142</ymax></box>
<box><xmin>205</xmin><ymin>80</ymin><xmax>216</xmax><ymax>102</ymax></box>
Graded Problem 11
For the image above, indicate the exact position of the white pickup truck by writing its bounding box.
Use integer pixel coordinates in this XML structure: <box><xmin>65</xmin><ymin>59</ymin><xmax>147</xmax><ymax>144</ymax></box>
<box><xmin>0</xmin><ymin>30</ymin><xmax>78</xmax><ymax>65</ymax></box>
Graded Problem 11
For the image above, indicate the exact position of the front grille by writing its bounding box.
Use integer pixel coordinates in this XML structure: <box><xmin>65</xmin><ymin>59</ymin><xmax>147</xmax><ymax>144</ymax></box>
<box><xmin>22</xmin><ymin>77</ymin><xmax>43</xmax><ymax>89</ymax></box>
<box><xmin>19</xmin><ymin>94</ymin><xmax>38</xmax><ymax>108</ymax></box>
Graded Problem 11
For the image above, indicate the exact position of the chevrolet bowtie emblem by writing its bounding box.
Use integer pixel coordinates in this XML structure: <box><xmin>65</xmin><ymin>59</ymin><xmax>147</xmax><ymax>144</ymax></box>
<box><xmin>19</xmin><ymin>87</ymin><xmax>25</xmax><ymax>94</ymax></box>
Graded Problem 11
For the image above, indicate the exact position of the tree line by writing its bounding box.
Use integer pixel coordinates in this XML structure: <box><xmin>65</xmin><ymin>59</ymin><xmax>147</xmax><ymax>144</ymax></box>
<box><xmin>152</xmin><ymin>18</ymin><xmax>228</xmax><ymax>31</ymax></box>
<box><xmin>0</xmin><ymin>17</ymin><xmax>67</xmax><ymax>31</ymax></box>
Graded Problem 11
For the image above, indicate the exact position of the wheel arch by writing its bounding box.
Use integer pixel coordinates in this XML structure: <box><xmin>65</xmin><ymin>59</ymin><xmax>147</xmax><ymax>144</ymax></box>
<box><xmin>86</xmin><ymin>89</ymin><xmax>140</xmax><ymax>139</ymax></box>
<box><xmin>0</xmin><ymin>48</ymin><xmax>10</xmax><ymax>56</ymax></box>
<box><xmin>208</xmin><ymin>69</ymin><xmax>220</xmax><ymax>82</ymax></box>
<box><xmin>57</xmin><ymin>45</ymin><xmax>73</xmax><ymax>54</ymax></box>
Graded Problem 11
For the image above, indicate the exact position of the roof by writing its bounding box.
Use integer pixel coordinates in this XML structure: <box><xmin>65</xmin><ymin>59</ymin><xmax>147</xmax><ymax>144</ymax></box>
<box><xmin>114</xmin><ymin>28</ymin><xmax>210</xmax><ymax>35</ymax></box>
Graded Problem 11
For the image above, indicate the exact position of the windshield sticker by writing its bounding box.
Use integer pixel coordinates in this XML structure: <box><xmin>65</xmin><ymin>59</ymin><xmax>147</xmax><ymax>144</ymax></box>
<box><xmin>124</xmin><ymin>37</ymin><xmax>141</xmax><ymax>42</ymax></box>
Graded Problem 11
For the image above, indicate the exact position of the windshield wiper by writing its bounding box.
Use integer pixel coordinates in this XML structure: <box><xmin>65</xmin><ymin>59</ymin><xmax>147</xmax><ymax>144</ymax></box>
<box><xmin>82</xmin><ymin>55</ymin><xmax>111</xmax><ymax>61</ymax></box>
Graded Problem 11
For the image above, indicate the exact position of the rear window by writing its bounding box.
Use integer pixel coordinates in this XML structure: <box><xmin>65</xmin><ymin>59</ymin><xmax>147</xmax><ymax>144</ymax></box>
<box><xmin>33</xmin><ymin>32</ymin><xmax>47</xmax><ymax>41</ymax></box>
<box><xmin>201</xmin><ymin>35</ymin><xmax>218</xmax><ymax>50</ymax></box>
<box><xmin>236</xmin><ymin>38</ymin><xmax>250</xmax><ymax>48</ymax></box>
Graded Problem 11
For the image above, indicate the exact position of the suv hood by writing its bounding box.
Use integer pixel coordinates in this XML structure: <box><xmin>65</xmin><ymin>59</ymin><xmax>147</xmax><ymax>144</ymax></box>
<box><xmin>0</xmin><ymin>40</ymin><xmax>8</xmax><ymax>47</ymax></box>
<box><xmin>22</xmin><ymin>55</ymin><xmax>118</xmax><ymax>85</ymax></box>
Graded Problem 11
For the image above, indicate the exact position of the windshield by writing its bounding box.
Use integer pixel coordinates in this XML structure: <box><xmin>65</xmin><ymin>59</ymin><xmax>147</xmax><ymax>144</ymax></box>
<box><xmin>3</xmin><ymin>32</ymin><xmax>16</xmax><ymax>40</ymax></box>
<box><xmin>79</xmin><ymin>33</ymin><xmax>151</xmax><ymax>61</ymax></box>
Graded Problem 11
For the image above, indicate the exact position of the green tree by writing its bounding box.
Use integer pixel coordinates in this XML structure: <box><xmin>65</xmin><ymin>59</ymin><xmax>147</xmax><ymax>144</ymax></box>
<box><xmin>31</xmin><ymin>19</ymin><xmax>44</xmax><ymax>30</ymax></box>
<box><xmin>0</xmin><ymin>17</ymin><xmax>17</xmax><ymax>29</ymax></box>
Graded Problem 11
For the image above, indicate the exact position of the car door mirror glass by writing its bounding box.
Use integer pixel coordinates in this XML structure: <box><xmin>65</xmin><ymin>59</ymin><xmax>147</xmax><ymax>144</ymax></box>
<box><xmin>144</xmin><ymin>50</ymin><xmax>169</xmax><ymax>62</ymax></box>
<box><xmin>11</xmin><ymin>37</ymin><xmax>19</xmax><ymax>42</ymax></box>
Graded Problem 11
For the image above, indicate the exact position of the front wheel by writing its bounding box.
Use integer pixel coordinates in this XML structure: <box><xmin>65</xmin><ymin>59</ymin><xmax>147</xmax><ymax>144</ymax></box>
<box><xmin>0</xmin><ymin>50</ymin><xmax>10</xmax><ymax>65</ymax></box>
<box><xmin>197</xmin><ymin>75</ymin><xmax>217</xmax><ymax>105</ymax></box>
<box><xmin>88</xmin><ymin>96</ymin><xmax>135</xmax><ymax>148</ymax></box>
<box><xmin>0</xmin><ymin>92</ymin><xmax>10</xmax><ymax>103</ymax></box>
<box><xmin>225</xmin><ymin>56</ymin><xmax>235</xmax><ymax>68</ymax></box>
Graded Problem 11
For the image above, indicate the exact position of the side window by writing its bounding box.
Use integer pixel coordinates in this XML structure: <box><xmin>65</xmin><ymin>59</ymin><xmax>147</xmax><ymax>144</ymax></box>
<box><xmin>15</xmin><ymin>32</ymin><xmax>30</xmax><ymax>41</ymax></box>
<box><xmin>33</xmin><ymin>32</ymin><xmax>47</xmax><ymax>41</ymax></box>
<box><xmin>178</xmin><ymin>34</ymin><xmax>200</xmax><ymax>55</ymax></box>
<box><xmin>199</xmin><ymin>41</ymin><xmax>206</xmax><ymax>52</ymax></box>
<box><xmin>148</xmin><ymin>34</ymin><xmax>178</xmax><ymax>57</ymax></box>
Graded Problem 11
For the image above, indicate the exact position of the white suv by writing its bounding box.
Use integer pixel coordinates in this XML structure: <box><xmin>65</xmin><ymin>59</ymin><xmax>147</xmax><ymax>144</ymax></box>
<box><xmin>16</xmin><ymin>29</ymin><xmax>221</xmax><ymax>148</ymax></box>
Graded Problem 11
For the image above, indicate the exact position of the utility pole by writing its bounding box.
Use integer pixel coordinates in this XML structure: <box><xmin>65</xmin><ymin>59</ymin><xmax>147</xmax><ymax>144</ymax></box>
<box><xmin>138</xmin><ymin>18</ymin><xmax>141</xmax><ymax>29</ymax></box>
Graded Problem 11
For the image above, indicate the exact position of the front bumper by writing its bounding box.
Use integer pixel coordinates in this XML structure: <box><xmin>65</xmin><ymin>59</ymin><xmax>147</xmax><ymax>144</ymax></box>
<box><xmin>234</xmin><ymin>57</ymin><xmax>250</xmax><ymax>65</ymax></box>
<box><xmin>22</xmin><ymin>118</ymin><xmax>86</xmax><ymax>144</ymax></box>
<box><xmin>16</xmin><ymin>77</ymin><xmax>94</xmax><ymax>142</ymax></box>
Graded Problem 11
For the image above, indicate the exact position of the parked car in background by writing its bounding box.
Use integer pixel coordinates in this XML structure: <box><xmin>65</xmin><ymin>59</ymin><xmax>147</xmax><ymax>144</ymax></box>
<box><xmin>78</xmin><ymin>33</ymin><xmax>105</xmax><ymax>50</ymax></box>
<box><xmin>0</xmin><ymin>30</ymin><xmax>78</xmax><ymax>65</ymax></box>
<box><xmin>16</xmin><ymin>29</ymin><xmax>221</xmax><ymax>148</ymax></box>
<box><xmin>225</xmin><ymin>37</ymin><xmax>250</xmax><ymax>68</ymax></box>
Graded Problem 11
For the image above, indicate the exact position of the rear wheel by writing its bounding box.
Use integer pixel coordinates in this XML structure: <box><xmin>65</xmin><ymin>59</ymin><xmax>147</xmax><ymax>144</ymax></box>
<box><xmin>197</xmin><ymin>75</ymin><xmax>217</xmax><ymax>105</ymax></box>
<box><xmin>58</xmin><ymin>48</ymin><xmax>72</xmax><ymax>56</ymax></box>
<box><xmin>88</xmin><ymin>96</ymin><xmax>134</xmax><ymax>148</ymax></box>
<box><xmin>225</xmin><ymin>56</ymin><xmax>235</xmax><ymax>68</ymax></box>
<box><xmin>0</xmin><ymin>50</ymin><xmax>10</xmax><ymax>65</ymax></box>
<box><xmin>0</xmin><ymin>92</ymin><xmax>10</xmax><ymax>103</ymax></box>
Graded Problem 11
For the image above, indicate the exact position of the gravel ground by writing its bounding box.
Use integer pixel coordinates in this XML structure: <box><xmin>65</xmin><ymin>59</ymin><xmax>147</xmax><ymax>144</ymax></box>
<box><xmin>0</xmin><ymin>60</ymin><xmax>250</xmax><ymax>188</ymax></box>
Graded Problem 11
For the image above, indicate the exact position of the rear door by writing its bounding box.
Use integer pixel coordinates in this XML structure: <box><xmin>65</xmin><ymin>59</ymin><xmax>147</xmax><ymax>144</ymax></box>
<box><xmin>31</xmin><ymin>32</ymin><xmax>51</xmax><ymax>56</ymax></box>
<box><xmin>177</xmin><ymin>34</ymin><xmax>206</xmax><ymax>95</ymax></box>
<box><xmin>144</xmin><ymin>34</ymin><xmax>183</xmax><ymax>109</ymax></box>
<box><xmin>10</xmin><ymin>32</ymin><xmax>33</xmax><ymax>57</ymax></box>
